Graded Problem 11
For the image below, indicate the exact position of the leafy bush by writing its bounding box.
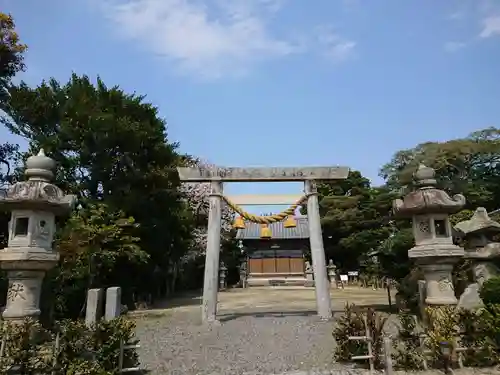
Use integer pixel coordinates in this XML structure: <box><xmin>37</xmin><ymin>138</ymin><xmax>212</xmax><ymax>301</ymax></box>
<box><xmin>333</xmin><ymin>304</ymin><xmax>500</xmax><ymax>370</ymax></box>
<box><xmin>393</xmin><ymin>311</ymin><xmax>424</xmax><ymax>370</ymax></box>
<box><xmin>0</xmin><ymin>316</ymin><xmax>139</xmax><ymax>375</ymax></box>
<box><xmin>424</xmin><ymin>306</ymin><xmax>460</xmax><ymax>368</ymax></box>
<box><xmin>332</xmin><ymin>303</ymin><xmax>388</xmax><ymax>368</ymax></box>
<box><xmin>458</xmin><ymin>308</ymin><xmax>497</xmax><ymax>367</ymax></box>
<box><xmin>479</xmin><ymin>277</ymin><xmax>500</xmax><ymax>305</ymax></box>
<box><xmin>332</xmin><ymin>303</ymin><xmax>365</xmax><ymax>363</ymax></box>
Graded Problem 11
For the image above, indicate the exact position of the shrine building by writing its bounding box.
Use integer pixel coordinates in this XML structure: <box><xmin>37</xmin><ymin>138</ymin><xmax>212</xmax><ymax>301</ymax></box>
<box><xmin>236</xmin><ymin>217</ymin><xmax>309</xmax><ymax>287</ymax></box>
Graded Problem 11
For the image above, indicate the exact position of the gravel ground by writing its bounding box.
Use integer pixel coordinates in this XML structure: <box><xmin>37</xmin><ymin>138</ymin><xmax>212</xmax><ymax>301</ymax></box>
<box><xmin>134</xmin><ymin>308</ymin><xmax>500</xmax><ymax>375</ymax></box>
<box><xmin>134</xmin><ymin>308</ymin><xmax>338</xmax><ymax>375</ymax></box>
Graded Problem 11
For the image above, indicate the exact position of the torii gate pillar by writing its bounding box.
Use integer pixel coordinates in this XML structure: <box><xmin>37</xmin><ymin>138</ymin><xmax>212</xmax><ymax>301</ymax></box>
<box><xmin>305</xmin><ymin>180</ymin><xmax>331</xmax><ymax>319</ymax></box>
<box><xmin>203</xmin><ymin>180</ymin><xmax>222</xmax><ymax>323</ymax></box>
<box><xmin>177</xmin><ymin>166</ymin><xmax>350</xmax><ymax>324</ymax></box>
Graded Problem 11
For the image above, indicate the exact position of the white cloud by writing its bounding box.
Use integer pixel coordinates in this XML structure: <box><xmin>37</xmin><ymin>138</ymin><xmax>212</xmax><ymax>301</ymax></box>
<box><xmin>99</xmin><ymin>0</ymin><xmax>354</xmax><ymax>79</ymax></box>
<box><xmin>315</xmin><ymin>26</ymin><xmax>356</xmax><ymax>62</ymax></box>
<box><xmin>444</xmin><ymin>41</ymin><xmax>466</xmax><ymax>52</ymax></box>
<box><xmin>99</xmin><ymin>0</ymin><xmax>298</xmax><ymax>79</ymax></box>
<box><xmin>480</xmin><ymin>15</ymin><xmax>500</xmax><ymax>38</ymax></box>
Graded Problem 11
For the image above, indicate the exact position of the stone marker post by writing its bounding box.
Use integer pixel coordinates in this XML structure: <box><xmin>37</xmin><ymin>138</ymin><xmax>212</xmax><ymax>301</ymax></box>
<box><xmin>305</xmin><ymin>180</ymin><xmax>332</xmax><ymax>319</ymax></box>
<box><xmin>393</xmin><ymin>164</ymin><xmax>465</xmax><ymax>306</ymax></box>
<box><xmin>202</xmin><ymin>181</ymin><xmax>222</xmax><ymax>323</ymax></box>
<box><xmin>85</xmin><ymin>288</ymin><xmax>104</xmax><ymax>327</ymax></box>
<box><xmin>0</xmin><ymin>150</ymin><xmax>76</xmax><ymax>321</ymax></box>
<box><xmin>455</xmin><ymin>207</ymin><xmax>500</xmax><ymax>309</ymax></box>
<box><xmin>105</xmin><ymin>286</ymin><xmax>122</xmax><ymax>321</ymax></box>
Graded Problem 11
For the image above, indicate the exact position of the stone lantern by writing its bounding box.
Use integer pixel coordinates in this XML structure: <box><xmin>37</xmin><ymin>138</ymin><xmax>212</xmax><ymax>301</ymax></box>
<box><xmin>455</xmin><ymin>207</ymin><xmax>500</xmax><ymax>309</ymax></box>
<box><xmin>393</xmin><ymin>164</ymin><xmax>465</xmax><ymax>305</ymax></box>
<box><xmin>0</xmin><ymin>149</ymin><xmax>76</xmax><ymax>321</ymax></box>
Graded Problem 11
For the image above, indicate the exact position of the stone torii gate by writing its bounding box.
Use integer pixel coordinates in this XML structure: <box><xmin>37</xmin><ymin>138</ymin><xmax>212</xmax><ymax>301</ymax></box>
<box><xmin>177</xmin><ymin>166</ymin><xmax>350</xmax><ymax>323</ymax></box>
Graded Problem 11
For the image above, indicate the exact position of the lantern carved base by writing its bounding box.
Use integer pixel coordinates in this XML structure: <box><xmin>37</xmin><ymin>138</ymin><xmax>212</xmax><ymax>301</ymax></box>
<box><xmin>0</xmin><ymin>250</ymin><xmax>58</xmax><ymax>321</ymax></box>
<box><xmin>420</xmin><ymin>263</ymin><xmax>457</xmax><ymax>305</ymax></box>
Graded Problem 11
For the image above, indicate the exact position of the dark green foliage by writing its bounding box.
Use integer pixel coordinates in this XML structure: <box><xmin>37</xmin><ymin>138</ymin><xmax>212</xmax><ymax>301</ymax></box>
<box><xmin>392</xmin><ymin>312</ymin><xmax>424</xmax><ymax>370</ymax></box>
<box><xmin>458</xmin><ymin>308</ymin><xmax>497</xmax><ymax>367</ymax></box>
<box><xmin>0</xmin><ymin>317</ymin><xmax>139</xmax><ymax>375</ymax></box>
<box><xmin>480</xmin><ymin>277</ymin><xmax>500</xmax><ymax>306</ymax></box>
<box><xmin>0</xmin><ymin>74</ymin><xmax>206</xmax><ymax>318</ymax></box>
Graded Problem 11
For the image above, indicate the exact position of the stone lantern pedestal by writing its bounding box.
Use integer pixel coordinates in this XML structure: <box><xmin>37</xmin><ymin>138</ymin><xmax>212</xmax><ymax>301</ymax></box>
<box><xmin>393</xmin><ymin>164</ymin><xmax>466</xmax><ymax>306</ymax></box>
<box><xmin>455</xmin><ymin>207</ymin><xmax>500</xmax><ymax>309</ymax></box>
<box><xmin>0</xmin><ymin>150</ymin><xmax>76</xmax><ymax>321</ymax></box>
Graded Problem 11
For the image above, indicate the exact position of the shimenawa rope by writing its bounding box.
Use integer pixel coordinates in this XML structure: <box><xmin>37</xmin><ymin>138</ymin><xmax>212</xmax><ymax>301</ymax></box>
<box><xmin>221</xmin><ymin>194</ymin><xmax>308</xmax><ymax>224</ymax></box>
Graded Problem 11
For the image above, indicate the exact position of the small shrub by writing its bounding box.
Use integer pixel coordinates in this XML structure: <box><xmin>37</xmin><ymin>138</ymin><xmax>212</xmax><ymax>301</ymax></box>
<box><xmin>425</xmin><ymin>306</ymin><xmax>460</xmax><ymax>368</ymax></box>
<box><xmin>92</xmin><ymin>317</ymin><xmax>139</xmax><ymax>373</ymax></box>
<box><xmin>333</xmin><ymin>303</ymin><xmax>366</xmax><ymax>363</ymax></box>
<box><xmin>0</xmin><ymin>318</ymin><xmax>53</xmax><ymax>374</ymax></box>
<box><xmin>393</xmin><ymin>311</ymin><xmax>424</xmax><ymax>370</ymax></box>
<box><xmin>365</xmin><ymin>308</ymin><xmax>388</xmax><ymax>368</ymax></box>
<box><xmin>332</xmin><ymin>303</ymin><xmax>388</xmax><ymax>368</ymax></box>
<box><xmin>0</xmin><ymin>316</ymin><xmax>139</xmax><ymax>374</ymax></box>
<box><xmin>458</xmin><ymin>308</ymin><xmax>497</xmax><ymax>367</ymax></box>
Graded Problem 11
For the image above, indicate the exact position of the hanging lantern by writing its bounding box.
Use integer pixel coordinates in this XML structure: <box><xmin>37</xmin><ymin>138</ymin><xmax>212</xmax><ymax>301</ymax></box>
<box><xmin>260</xmin><ymin>224</ymin><xmax>272</xmax><ymax>239</ymax></box>
<box><xmin>283</xmin><ymin>215</ymin><xmax>297</xmax><ymax>228</ymax></box>
<box><xmin>233</xmin><ymin>216</ymin><xmax>246</xmax><ymax>229</ymax></box>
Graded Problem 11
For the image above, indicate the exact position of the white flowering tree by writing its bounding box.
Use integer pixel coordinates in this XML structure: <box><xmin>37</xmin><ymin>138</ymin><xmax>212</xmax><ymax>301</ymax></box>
<box><xmin>179</xmin><ymin>160</ymin><xmax>234</xmax><ymax>259</ymax></box>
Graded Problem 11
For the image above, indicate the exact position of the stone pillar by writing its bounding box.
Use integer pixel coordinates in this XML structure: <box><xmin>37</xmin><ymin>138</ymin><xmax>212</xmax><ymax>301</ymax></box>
<box><xmin>85</xmin><ymin>288</ymin><xmax>104</xmax><ymax>327</ymax></box>
<box><xmin>0</xmin><ymin>150</ymin><xmax>76</xmax><ymax>321</ymax></box>
<box><xmin>201</xmin><ymin>180</ymin><xmax>222</xmax><ymax>323</ymax></box>
<box><xmin>305</xmin><ymin>180</ymin><xmax>332</xmax><ymax>320</ymax></box>
<box><xmin>105</xmin><ymin>286</ymin><xmax>122</xmax><ymax>321</ymax></box>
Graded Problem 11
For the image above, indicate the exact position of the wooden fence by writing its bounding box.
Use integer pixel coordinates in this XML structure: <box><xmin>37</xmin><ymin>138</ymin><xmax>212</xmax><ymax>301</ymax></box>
<box><xmin>347</xmin><ymin>315</ymin><xmax>483</xmax><ymax>374</ymax></box>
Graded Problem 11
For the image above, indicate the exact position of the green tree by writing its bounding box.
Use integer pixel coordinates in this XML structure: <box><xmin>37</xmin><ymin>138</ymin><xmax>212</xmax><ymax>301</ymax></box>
<box><xmin>0</xmin><ymin>12</ymin><xmax>27</xmax><ymax>104</ymax></box>
<box><xmin>1</xmin><ymin>74</ymin><xmax>196</xmax><ymax>316</ymax></box>
<box><xmin>308</xmin><ymin>171</ymin><xmax>398</xmax><ymax>273</ymax></box>
<box><xmin>380</xmin><ymin>127</ymin><xmax>500</xmax><ymax>211</ymax></box>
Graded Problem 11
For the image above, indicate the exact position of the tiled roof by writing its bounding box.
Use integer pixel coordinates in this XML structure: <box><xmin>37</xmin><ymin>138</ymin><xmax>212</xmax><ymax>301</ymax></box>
<box><xmin>236</xmin><ymin>216</ymin><xmax>309</xmax><ymax>240</ymax></box>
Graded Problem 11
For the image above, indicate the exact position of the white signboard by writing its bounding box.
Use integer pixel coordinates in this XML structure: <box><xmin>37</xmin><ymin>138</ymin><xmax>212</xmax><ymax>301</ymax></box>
<box><xmin>340</xmin><ymin>274</ymin><xmax>348</xmax><ymax>282</ymax></box>
<box><xmin>348</xmin><ymin>271</ymin><xmax>359</xmax><ymax>276</ymax></box>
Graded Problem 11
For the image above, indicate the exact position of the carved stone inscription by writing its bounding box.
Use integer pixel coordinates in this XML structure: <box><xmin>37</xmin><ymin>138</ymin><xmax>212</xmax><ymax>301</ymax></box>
<box><xmin>177</xmin><ymin>166</ymin><xmax>350</xmax><ymax>182</ymax></box>
<box><xmin>438</xmin><ymin>276</ymin><xmax>453</xmax><ymax>292</ymax></box>
<box><xmin>7</xmin><ymin>282</ymin><xmax>26</xmax><ymax>302</ymax></box>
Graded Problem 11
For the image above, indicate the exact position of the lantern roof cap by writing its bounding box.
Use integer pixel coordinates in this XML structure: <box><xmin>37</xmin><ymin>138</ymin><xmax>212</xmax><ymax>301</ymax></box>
<box><xmin>25</xmin><ymin>149</ymin><xmax>56</xmax><ymax>181</ymax></box>
<box><xmin>392</xmin><ymin>164</ymin><xmax>466</xmax><ymax>217</ymax></box>
<box><xmin>0</xmin><ymin>149</ymin><xmax>76</xmax><ymax>214</ymax></box>
<box><xmin>454</xmin><ymin>207</ymin><xmax>500</xmax><ymax>235</ymax></box>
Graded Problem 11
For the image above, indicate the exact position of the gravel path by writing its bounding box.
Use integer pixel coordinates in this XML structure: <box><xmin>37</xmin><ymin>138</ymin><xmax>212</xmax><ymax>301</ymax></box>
<box><xmin>135</xmin><ymin>308</ymin><xmax>338</xmax><ymax>375</ymax></box>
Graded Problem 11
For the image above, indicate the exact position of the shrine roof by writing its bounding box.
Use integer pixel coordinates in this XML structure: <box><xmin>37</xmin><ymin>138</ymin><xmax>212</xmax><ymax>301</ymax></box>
<box><xmin>236</xmin><ymin>216</ymin><xmax>310</xmax><ymax>240</ymax></box>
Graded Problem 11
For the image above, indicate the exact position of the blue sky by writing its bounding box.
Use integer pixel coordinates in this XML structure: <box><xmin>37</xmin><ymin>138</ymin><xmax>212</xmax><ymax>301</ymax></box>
<box><xmin>2</xmin><ymin>0</ymin><xmax>500</xmax><ymax>212</ymax></box>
